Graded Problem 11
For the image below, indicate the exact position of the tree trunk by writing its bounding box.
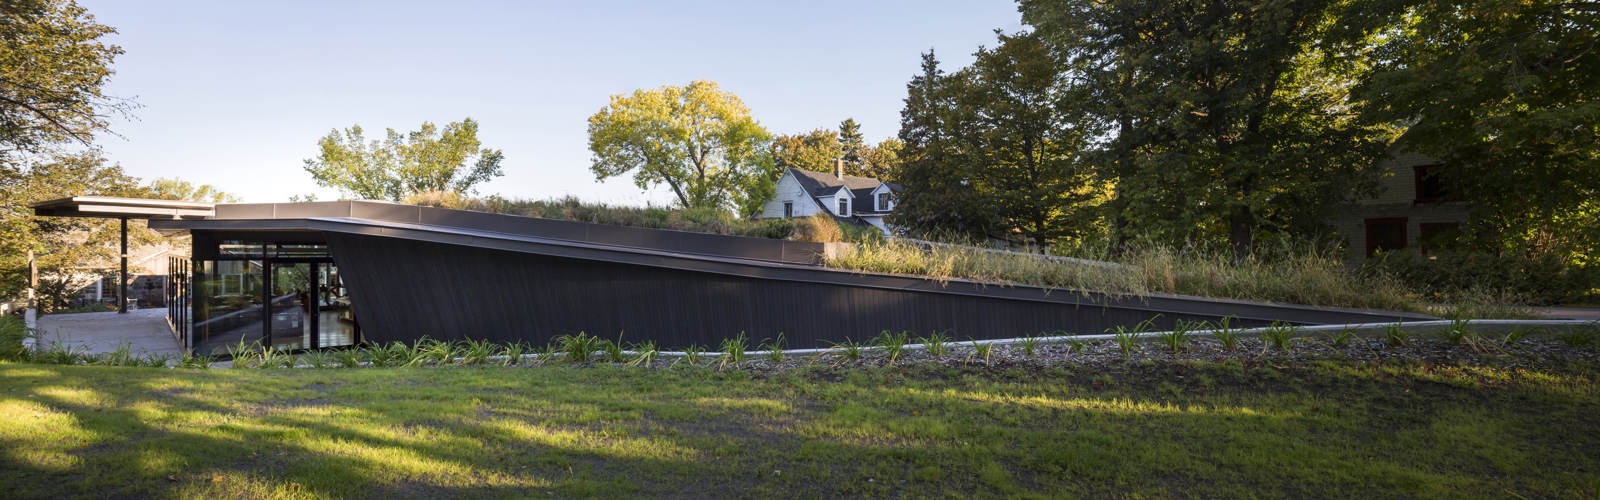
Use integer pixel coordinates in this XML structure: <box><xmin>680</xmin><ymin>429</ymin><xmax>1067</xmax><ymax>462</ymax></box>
<box><xmin>1229</xmin><ymin>205</ymin><xmax>1253</xmax><ymax>260</ymax></box>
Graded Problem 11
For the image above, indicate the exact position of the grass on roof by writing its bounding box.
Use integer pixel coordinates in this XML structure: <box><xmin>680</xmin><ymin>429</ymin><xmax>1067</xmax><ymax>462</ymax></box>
<box><xmin>2</xmin><ymin>358</ymin><xmax>1597</xmax><ymax>498</ymax></box>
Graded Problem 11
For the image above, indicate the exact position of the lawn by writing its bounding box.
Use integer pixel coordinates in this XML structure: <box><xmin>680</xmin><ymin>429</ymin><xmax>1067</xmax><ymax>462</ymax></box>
<box><xmin>2</xmin><ymin>358</ymin><xmax>1597</xmax><ymax>498</ymax></box>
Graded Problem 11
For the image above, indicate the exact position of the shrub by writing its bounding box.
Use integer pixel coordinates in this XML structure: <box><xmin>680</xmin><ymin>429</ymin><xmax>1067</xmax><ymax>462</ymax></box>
<box><xmin>555</xmin><ymin>332</ymin><xmax>604</xmax><ymax>364</ymax></box>
<box><xmin>792</xmin><ymin>215</ymin><xmax>844</xmax><ymax>243</ymax></box>
<box><xmin>1365</xmin><ymin>249</ymin><xmax>1599</xmax><ymax>306</ymax></box>
<box><xmin>0</xmin><ymin>315</ymin><xmax>32</xmax><ymax>361</ymax></box>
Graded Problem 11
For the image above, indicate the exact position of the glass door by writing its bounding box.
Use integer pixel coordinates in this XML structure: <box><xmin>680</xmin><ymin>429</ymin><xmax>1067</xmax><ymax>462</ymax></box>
<box><xmin>315</xmin><ymin>262</ymin><xmax>358</xmax><ymax>348</ymax></box>
<box><xmin>268</xmin><ymin>262</ymin><xmax>313</xmax><ymax>350</ymax></box>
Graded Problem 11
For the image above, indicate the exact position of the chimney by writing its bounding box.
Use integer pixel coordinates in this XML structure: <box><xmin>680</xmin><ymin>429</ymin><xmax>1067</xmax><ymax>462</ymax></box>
<box><xmin>834</xmin><ymin>158</ymin><xmax>844</xmax><ymax>179</ymax></box>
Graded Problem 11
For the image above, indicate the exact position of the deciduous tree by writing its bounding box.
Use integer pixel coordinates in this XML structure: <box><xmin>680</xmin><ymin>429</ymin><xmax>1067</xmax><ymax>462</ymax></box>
<box><xmin>0</xmin><ymin>0</ymin><xmax>132</xmax><ymax>161</ymax></box>
<box><xmin>303</xmin><ymin>118</ymin><xmax>504</xmax><ymax>201</ymax></box>
<box><xmin>587</xmin><ymin>81</ymin><xmax>774</xmax><ymax>215</ymax></box>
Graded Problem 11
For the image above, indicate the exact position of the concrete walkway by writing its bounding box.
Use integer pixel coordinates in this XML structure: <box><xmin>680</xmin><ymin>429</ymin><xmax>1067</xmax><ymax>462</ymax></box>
<box><xmin>33</xmin><ymin>308</ymin><xmax>183</xmax><ymax>357</ymax></box>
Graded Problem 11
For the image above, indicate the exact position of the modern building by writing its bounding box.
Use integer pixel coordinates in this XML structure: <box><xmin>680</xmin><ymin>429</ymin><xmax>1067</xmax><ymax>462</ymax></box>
<box><xmin>36</xmin><ymin>197</ymin><xmax>1431</xmax><ymax>356</ymax></box>
<box><xmin>758</xmin><ymin>160</ymin><xmax>900</xmax><ymax>236</ymax></box>
<box><xmin>1330</xmin><ymin>151</ymin><xmax>1470</xmax><ymax>263</ymax></box>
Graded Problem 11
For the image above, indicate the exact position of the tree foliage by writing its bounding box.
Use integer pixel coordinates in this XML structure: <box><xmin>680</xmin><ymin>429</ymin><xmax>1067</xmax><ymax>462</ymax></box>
<box><xmin>587</xmin><ymin>81</ymin><xmax>774</xmax><ymax>215</ymax></box>
<box><xmin>1013</xmin><ymin>0</ymin><xmax>1389</xmax><ymax>256</ymax></box>
<box><xmin>890</xmin><ymin>51</ymin><xmax>999</xmax><ymax>240</ymax></box>
<box><xmin>303</xmin><ymin>118</ymin><xmax>505</xmax><ymax>201</ymax></box>
<box><xmin>0</xmin><ymin>0</ymin><xmax>130</xmax><ymax>161</ymax></box>
<box><xmin>0</xmin><ymin>151</ymin><xmax>151</xmax><ymax>306</ymax></box>
<box><xmin>147</xmin><ymin>178</ymin><xmax>239</xmax><ymax>203</ymax></box>
<box><xmin>1357</xmin><ymin>0</ymin><xmax>1600</xmax><ymax>263</ymax></box>
<box><xmin>838</xmin><ymin>118</ymin><xmax>865</xmax><ymax>169</ymax></box>
<box><xmin>770</xmin><ymin>128</ymin><xmax>842</xmax><ymax>175</ymax></box>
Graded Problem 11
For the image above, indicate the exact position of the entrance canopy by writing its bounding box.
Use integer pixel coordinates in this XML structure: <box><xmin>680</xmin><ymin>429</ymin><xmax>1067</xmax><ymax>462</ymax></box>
<box><xmin>31</xmin><ymin>196</ymin><xmax>215</xmax><ymax>219</ymax></box>
<box><xmin>30</xmin><ymin>196</ymin><xmax>216</xmax><ymax>313</ymax></box>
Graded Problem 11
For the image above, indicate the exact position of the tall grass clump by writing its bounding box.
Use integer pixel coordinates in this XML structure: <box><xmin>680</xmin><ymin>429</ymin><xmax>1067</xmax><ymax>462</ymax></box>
<box><xmin>920</xmin><ymin>331</ymin><xmax>952</xmax><ymax>358</ymax></box>
<box><xmin>555</xmin><ymin>332</ymin><xmax>605</xmax><ymax>363</ymax></box>
<box><xmin>824</xmin><ymin>240</ymin><xmax>1422</xmax><ymax>312</ymax></box>
<box><xmin>875</xmin><ymin>331</ymin><xmax>910</xmax><ymax>365</ymax></box>
<box><xmin>719</xmin><ymin>332</ymin><xmax>749</xmax><ymax>367</ymax></box>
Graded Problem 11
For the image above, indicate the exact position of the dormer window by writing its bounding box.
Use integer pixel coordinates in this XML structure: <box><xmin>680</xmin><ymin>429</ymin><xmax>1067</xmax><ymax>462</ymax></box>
<box><xmin>838</xmin><ymin>198</ymin><xmax>849</xmax><ymax>216</ymax></box>
<box><xmin>877</xmin><ymin>192</ymin><xmax>890</xmax><ymax>211</ymax></box>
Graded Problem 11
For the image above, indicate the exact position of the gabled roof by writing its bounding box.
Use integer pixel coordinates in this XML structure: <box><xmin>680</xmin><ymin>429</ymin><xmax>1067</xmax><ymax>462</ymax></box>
<box><xmin>786</xmin><ymin>168</ymin><xmax>885</xmax><ymax>198</ymax></box>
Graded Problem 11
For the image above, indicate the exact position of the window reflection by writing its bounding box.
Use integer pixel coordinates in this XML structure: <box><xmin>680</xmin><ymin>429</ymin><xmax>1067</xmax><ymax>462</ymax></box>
<box><xmin>194</xmin><ymin>259</ymin><xmax>264</xmax><ymax>355</ymax></box>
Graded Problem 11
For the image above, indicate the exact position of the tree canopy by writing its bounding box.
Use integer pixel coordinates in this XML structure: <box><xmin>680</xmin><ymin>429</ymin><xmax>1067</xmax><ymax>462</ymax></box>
<box><xmin>0</xmin><ymin>0</ymin><xmax>131</xmax><ymax>162</ymax></box>
<box><xmin>303</xmin><ymin>118</ymin><xmax>505</xmax><ymax>201</ymax></box>
<box><xmin>770</xmin><ymin>128</ymin><xmax>842</xmax><ymax>175</ymax></box>
<box><xmin>147</xmin><ymin>178</ymin><xmax>239</xmax><ymax>203</ymax></box>
<box><xmin>1357</xmin><ymin>0</ymin><xmax>1600</xmax><ymax>263</ymax></box>
<box><xmin>587</xmin><ymin>81</ymin><xmax>774</xmax><ymax>215</ymax></box>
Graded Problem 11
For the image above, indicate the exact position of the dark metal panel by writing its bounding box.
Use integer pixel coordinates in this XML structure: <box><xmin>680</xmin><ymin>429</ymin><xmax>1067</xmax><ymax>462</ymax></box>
<box><xmin>324</xmin><ymin>233</ymin><xmax>1279</xmax><ymax>349</ymax></box>
<box><xmin>157</xmin><ymin>217</ymin><xmax>1434</xmax><ymax>326</ymax></box>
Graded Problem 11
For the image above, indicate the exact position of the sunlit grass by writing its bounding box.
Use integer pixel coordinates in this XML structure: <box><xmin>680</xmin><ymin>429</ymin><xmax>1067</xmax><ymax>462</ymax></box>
<box><xmin>1</xmin><ymin>359</ymin><xmax>1597</xmax><ymax>498</ymax></box>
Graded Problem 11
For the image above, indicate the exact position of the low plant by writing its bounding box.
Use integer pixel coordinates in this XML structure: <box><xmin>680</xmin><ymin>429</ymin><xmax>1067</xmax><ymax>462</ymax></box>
<box><xmin>227</xmin><ymin>340</ymin><xmax>260</xmax><ymax>369</ymax></box>
<box><xmin>554</xmin><ymin>332</ymin><xmax>604</xmax><ymax>363</ymax></box>
<box><xmin>179</xmin><ymin>352</ymin><xmax>212</xmax><ymax>369</ymax></box>
<box><xmin>1111</xmin><ymin>327</ymin><xmax>1140</xmax><ymax>355</ymax></box>
<box><xmin>971</xmin><ymin>341</ymin><xmax>993</xmax><ymax>364</ymax></box>
<box><xmin>335</xmin><ymin>348</ymin><xmax>363</xmax><ymax>368</ymax></box>
<box><xmin>1212</xmin><ymin>316</ymin><xmax>1242</xmax><ymax>350</ymax></box>
<box><xmin>299</xmin><ymin>350</ymin><xmax>331</xmax><ymax>369</ymax></box>
<box><xmin>1383</xmin><ymin>322</ymin><xmax>1410</xmax><ymax>347</ymax></box>
<box><xmin>831</xmin><ymin>338</ymin><xmax>864</xmax><ymax>361</ymax></box>
<box><xmin>412</xmin><ymin>338</ymin><xmax>454</xmax><ymax>365</ymax></box>
<box><xmin>502</xmin><ymin>342</ymin><xmax>528</xmax><ymax>366</ymax></box>
<box><xmin>759</xmin><ymin>333</ymin><xmax>786</xmax><ymax>364</ymax></box>
<box><xmin>257</xmin><ymin>345</ymin><xmax>293</xmax><ymax>369</ymax></box>
<box><xmin>920</xmin><ymin>331</ymin><xmax>952</xmax><ymax>359</ymax></box>
<box><xmin>533</xmin><ymin>343</ymin><xmax>560</xmax><ymax>364</ymax></box>
<box><xmin>1327</xmin><ymin>326</ymin><xmax>1358</xmax><ymax>348</ymax></box>
<box><xmin>677</xmin><ymin>344</ymin><xmax>706</xmax><ymax>366</ymax></box>
<box><xmin>1159</xmin><ymin>320</ymin><xmax>1199</xmax><ymax>353</ymax></box>
<box><xmin>1018</xmin><ymin>334</ymin><xmax>1043</xmax><ymax>358</ymax></box>
<box><xmin>876</xmin><ymin>331</ymin><xmax>910</xmax><ymax>365</ymax></box>
<box><xmin>1559</xmin><ymin>322</ymin><xmax>1600</xmax><ymax>348</ymax></box>
<box><xmin>36</xmin><ymin>342</ymin><xmax>88</xmax><ymax>365</ymax></box>
<box><xmin>720</xmin><ymin>332</ymin><xmax>749</xmax><ymax>367</ymax></box>
<box><xmin>458</xmin><ymin>338</ymin><xmax>498</xmax><ymax>365</ymax></box>
<box><xmin>602</xmin><ymin>334</ymin><xmax>627</xmax><ymax>363</ymax></box>
<box><xmin>1500</xmin><ymin>326</ymin><xmax>1534</xmax><ymax>345</ymax></box>
<box><xmin>1439</xmin><ymin>319</ymin><xmax>1473</xmax><ymax>346</ymax></box>
<box><xmin>1065</xmin><ymin>338</ymin><xmax>1086</xmax><ymax>353</ymax></box>
<box><xmin>97</xmin><ymin>341</ymin><xmax>139</xmax><ymax>367</ymax></box>
<box><xmin>1260</xmin><ymin>322</ymin><xmax>1300</xmax><ymax>352</ymax></box>
<box><xmin>627</xmin><ymin>341</ymin><xmax>659</xmax><ymax>367</ymax></box>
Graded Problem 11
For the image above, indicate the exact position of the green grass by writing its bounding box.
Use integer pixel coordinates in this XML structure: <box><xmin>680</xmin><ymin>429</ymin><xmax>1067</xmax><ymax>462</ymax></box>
<box><xmin>2</xmin><ymin>359</ymin><xmax>1596</xmax><ymax>498</ymax></box>
<box><xmin>824</xmin><ymin>240</ymin><xmax>1432</xmax><ymax>314</ymax></box>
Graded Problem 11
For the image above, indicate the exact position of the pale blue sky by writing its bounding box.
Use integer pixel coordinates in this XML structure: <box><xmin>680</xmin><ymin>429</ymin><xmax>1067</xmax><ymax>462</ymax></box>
<box><xmin>82</xmin><ymin>0</ymin><xmax>1023</xmax><ymax>204</ymax></box>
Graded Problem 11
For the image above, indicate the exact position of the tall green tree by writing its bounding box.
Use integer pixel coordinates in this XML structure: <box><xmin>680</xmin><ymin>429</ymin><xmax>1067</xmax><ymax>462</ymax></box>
<box><xmin>1358</xmin><ymin>0</ymin><xmax>1600</xmax><ymax>262</ymax></box>
<box><xmin>587</xmin><ymin>81</ymin><xmax>775</xmax><ymax>214</ymax></box>
<box><xmin>0</xmin><ymin>0</ymin><xmax>131</xmax><ymax>161</ymax></box>
<box><xmin>1022</xmin><ymin>0</ymin><xmax>1389</xmax><ymax>257</ymax></box>
<box><xmin>769</xmin><ymin>128</ymin><xmax>842</xmax><ymax>174</ymax></box>
<box><xmin>956</xmin><ymin>32</ymin><xmax>1100</xmax><ymax>250</ymax></box>
<box><xmin>838</xmin><ymin>118</ymin><xmax>865</xmax><ymax>170</ymax></box>
<box><xmin>303</xmin><ymin>118</ymin><xmax>505</xmax><ymax>201</ymax></box>
<box><xmin>890</xmin><ymin>51</ymin><xmax>997</xmax><ymax>240</ymax></box>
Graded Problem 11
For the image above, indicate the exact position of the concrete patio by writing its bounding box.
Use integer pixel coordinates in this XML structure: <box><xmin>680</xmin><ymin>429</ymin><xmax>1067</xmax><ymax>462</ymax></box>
<box><xmin>32</xmin><ymin>308</ymin><xmax>183</xmax><ymax>357</ymax></box>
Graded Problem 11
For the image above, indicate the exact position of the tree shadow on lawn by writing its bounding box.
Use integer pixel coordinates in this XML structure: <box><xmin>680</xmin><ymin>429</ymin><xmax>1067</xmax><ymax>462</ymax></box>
<box><xmin>0</xmin><ymin>362</ymin><xmax>1596</xmax><ymax>499</ymax></box>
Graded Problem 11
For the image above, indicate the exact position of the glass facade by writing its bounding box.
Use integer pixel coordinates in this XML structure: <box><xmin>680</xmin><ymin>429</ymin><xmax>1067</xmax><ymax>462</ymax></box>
<box><xmin>190</xmin><ymin>239</ymin><xmax>359</xmax><ymax>355</ymax></box>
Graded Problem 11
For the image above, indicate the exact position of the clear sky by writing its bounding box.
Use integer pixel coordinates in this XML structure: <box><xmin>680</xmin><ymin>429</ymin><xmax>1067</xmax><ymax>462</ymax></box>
<box><xmin>80</xmin><ymin>0</ymin><xmax>1023</xmax><ymax>205</ymax></box>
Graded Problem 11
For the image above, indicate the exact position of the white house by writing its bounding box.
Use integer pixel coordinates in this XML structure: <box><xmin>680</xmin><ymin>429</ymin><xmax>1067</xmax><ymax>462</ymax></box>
<box><xmin>758</xmin><ymin>160</ymin><xmax>900</xmax><ymax>236</ymax></box>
